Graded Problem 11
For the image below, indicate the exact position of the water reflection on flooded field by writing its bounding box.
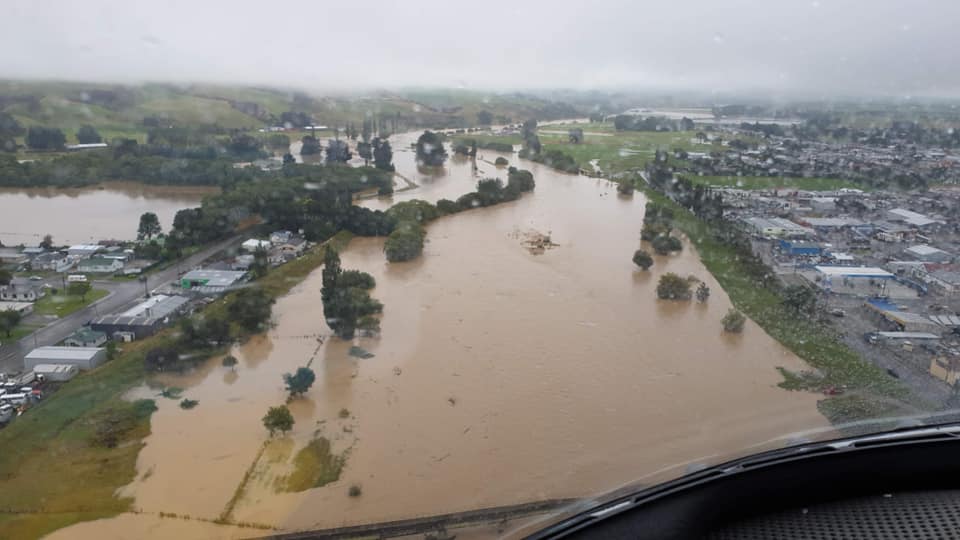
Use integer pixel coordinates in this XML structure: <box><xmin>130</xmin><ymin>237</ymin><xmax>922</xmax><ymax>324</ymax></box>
<box><xmin>49</xmin><ymin>132</ymin><xmax>825</xmax><ymax>539</ymax></box>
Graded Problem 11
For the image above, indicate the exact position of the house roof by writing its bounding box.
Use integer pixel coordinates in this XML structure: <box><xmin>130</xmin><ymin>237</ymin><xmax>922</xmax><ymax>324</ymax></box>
<box><xmin>79</xmin><ymin>257</ymin><xmax>118</xmax><ymax>267</ymax></box>
<box><xmin>906</xmin><ymin>244</ymin><xmax>949</xmax><ymax>256</ymax></box>
<box><xmin>888</xmin><ymin>208</ymin><xmax>938</xmax><ymax>227</ymax></box>
<box><xmin>815</xmin><ymin>266</ymin><xmax>894</xmax><ymax>278</ymax></box>
<box><xmin>25</xmin><ymin>346</ymin><xmax>103</xmax><ymax>361</ymax></box>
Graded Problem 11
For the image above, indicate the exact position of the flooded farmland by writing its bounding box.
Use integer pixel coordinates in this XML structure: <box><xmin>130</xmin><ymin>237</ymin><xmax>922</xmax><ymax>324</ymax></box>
<box><xmin>0</xmin><ymin>181</ymin><xmax>218</xmax><ymax>245</ymax></box>
<box><xmin>48</xmin><ymin>132</ymin><xmax>827</xmax><ymax>539</ymax></box>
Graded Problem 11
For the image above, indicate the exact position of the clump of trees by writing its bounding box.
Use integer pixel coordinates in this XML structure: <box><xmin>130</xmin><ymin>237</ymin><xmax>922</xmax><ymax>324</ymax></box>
<box><xmin>76</xmin><ymin>125</ymin><xmax>102</xmax><ymax>144</ymax></box>
<box><xmin>415</xmin><ymin>131</ymin><xmax>447</xmax><ymax>166</ymax></box>
<box><xmin>137</xmin><ymin>212</ymin><xmax>162</xmax><ymax>240</ymax></box>
<box><xmin>384</xmin><ymin>221</ymin><xmax>427</xmax><ymax>262</ymax></box>
<box><xmin>326</xmin><ymin>139</ymin><xmax>352</xmax><ymax>163</ymax></box>
<box><xmin>617</xmin><ymin>179</ymin><xmax>634</xmax><ymax>195</ymax></box>
<box><xmin>227</xmin><ymin>287</ymin><xmax>275</xmax><ymax>333</ymax></box>
<box><xmin>25</xmin><ymin>126</ymin><xmax>66</xmax><ymax>150</ymax></box>
<box><xmin>656</xmin><ymin>272</ymin><xmax>692</xmax><ymax>300</ymax></box>
<box><xmin>321</xmin><ymin>248</ymin><xmax>383</xmax><ymax>339</ymax></box>
<box><xmin>632</xmin><ymin>249</ymin><xmax>653</xmax><ymax>270</ymax></box>
<box><xmin>495</xmin><ymin>157</ymin><xmax>509</xmax><ymax>166</ymax></box>
<box><xmin>722</xmin><ymin>309</ymin><xmax>746</xmax><ymax>333</ymax></box>
<box><xmin>263</xmin><ymin>405</ymin><xmax>294</xmax><ymax>436</ymax></box>
<box><xmin>301</xmin><ymin>135</ymin><xmax>322</xmax><ymax>156</ymax></box>
<box><xmin>0</xmin><ymin>310</ymin><xmax>21</xmax><ymax>337</ymax></box>
<box><xmin>372</xmin><ymin>137</ymin><xmax>394</xmax><ymax>171</ymax></box>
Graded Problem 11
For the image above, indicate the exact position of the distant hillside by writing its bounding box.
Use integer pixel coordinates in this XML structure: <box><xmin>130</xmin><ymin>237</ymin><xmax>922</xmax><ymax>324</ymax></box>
<box><xmin>0</xmin><ymin>81</ymin><xmax>587</xmax><ymax>145</ymax></box>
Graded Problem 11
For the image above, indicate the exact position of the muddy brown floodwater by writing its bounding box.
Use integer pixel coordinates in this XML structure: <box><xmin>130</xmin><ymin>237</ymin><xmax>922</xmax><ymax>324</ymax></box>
<box><xmin>48</xmin><ymin>132</ymin><xmax>828</xmax><ymax>539</ymax></box>
<box><xmin>0</xmin><ymin>181</ymin><xmax>218</xmax><ymax>245</ymax></box>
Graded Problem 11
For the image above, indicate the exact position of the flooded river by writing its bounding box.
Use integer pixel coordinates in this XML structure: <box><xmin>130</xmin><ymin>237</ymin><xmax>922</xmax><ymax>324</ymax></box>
<box><xmin>0</xmin><ymin>182</ymin><xmax>218</xmax><ymax>245</ymax></box>
<box><xmin>49</xmin><ymin>133</ymin><xmax>826</xmax><ymax>538</ymax></box>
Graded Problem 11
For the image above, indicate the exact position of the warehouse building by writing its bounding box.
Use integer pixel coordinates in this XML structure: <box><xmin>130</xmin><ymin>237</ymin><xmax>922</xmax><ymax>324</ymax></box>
<box><xmin>24</xmin><ymin>346</ymin><xmax>106</xmax><ymax>371</ymax></box>
<box><xmin>90</xmin><ymin>294</ymin><xmax>190</xmax><ymax>340</ymax></box>
<box><xmin>180</xmin><ymin>269</ymin><xmax>247</xmax><ymax>294</ymax></box>
<box><xmin>905</xmin><ymin>244</ymin><xmax>952</xmax><ymax>263</ymax></box>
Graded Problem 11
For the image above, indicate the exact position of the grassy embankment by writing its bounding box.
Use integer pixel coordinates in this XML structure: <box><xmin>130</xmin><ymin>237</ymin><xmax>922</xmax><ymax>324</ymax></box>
<box><xmin>0</xmin><ymin>232</ymin><xmax>352</xmax><ymax>539</ymax></box>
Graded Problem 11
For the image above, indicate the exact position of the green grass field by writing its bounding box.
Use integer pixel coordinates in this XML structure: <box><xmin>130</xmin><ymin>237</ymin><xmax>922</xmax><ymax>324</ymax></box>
<box><xmin>33</xmin><ymin>288</ymin><xmax>109</xmax><ymax>317</ymax></box>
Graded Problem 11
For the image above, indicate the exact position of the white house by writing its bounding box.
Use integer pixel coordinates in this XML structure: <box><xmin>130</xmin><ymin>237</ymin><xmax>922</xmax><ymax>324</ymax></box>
<box><xmin>270</xmin><ymin>230</ymin><xmax>294</xmax><ymax>245</ymax></box>
<box><xmin>77</xmin><ymin>257</ymin><xmax>123</xmax><ymax>274</ymax></box>
<box><xmin>241</xmin><ymin>239</ymin><xmax>271</xmax><ymax>251</ymax></box>
<box><xmin>32</xmin><ymin>252</ymin><xmax>73</xmax><ymax>272</ymax></box>
<box><xmin>0</xmin><ymin>279</ymin><xmax>46</xmax><ymax>302</ymax></box>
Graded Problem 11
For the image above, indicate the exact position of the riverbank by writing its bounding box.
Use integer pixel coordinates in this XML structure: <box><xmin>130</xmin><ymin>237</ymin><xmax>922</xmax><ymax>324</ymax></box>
<box><xmin>0</xmin><ymin>232</ymin><xmax>352</xmax><ymax>539</ymax></box>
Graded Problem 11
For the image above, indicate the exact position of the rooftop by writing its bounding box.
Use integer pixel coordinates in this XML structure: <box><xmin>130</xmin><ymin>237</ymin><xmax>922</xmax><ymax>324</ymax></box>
<box><xmin>119</xmin><ymin>294</ymin><xmax>189</xmax><ymax>319</ymax></box>
<box><xmin>815</xmin><ymin>266</ymin><xmax>894</xmax><ymax>278</ymax></box>
<box><xmin>906</xmin><ymin>244</ymin><xmax>950</xmax><ymax>256</ymax></box>
<box><xmin>181</xmin><ymin>269</ymin><xmax>247</xmax><ymax>288</ymax></box>
<box><xmin>25</xmin><ymin>346</ymin><xmax>103</xmax><ymax>361</ymax></box>
<box><xmin>888</xmin><ymin>208</ymin><xmax>938</xmax><ymax>227</ymax></box>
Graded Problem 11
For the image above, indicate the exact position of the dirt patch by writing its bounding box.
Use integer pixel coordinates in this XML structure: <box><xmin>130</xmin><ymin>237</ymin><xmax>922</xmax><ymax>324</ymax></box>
<box><xmin>511</xmin><ymin>229</ymin><xmax>559</xmax><ymax>255</ymax></box>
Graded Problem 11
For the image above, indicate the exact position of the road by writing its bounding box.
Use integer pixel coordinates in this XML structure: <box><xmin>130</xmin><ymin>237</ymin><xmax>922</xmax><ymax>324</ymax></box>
<box><xmin>0</xmin><ymin>235</ymin><xmax>243</xmax><ymax>373</ymax></box>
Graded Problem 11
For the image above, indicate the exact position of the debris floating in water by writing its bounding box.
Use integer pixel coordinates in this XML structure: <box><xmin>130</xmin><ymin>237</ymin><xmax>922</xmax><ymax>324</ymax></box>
<box><xmin>349</xmin><ymin>346</ymin><xmax>375</xmax><ymax>359</ymax></box>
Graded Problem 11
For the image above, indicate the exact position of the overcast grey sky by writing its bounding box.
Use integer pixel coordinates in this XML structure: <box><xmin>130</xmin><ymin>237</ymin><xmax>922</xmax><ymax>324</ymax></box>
<box><xmin>3</xmin><ymin>0</ymin><xmax>959</xmax><ymax>97</ymax></box>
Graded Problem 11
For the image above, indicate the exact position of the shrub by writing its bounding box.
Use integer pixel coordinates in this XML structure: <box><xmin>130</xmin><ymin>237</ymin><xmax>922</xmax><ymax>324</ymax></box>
<box><xmin>651</xmin><ymin>234</ymin><xmax>682</xmax><ymax>255</ymax></box>
<box><xmin>348</xmin><ymin>485</ymin><xmax>362</xmax><ymax>497</ymax></box>
<box><xmin>656</xmin><ymin>272</ymin><xmax>692</xmax><ymax>300</ymax></box>
<box><xmin>632</xmin><ymin>249</ymin><xmax>653</xmax><ymax>270</ymax></box>
<box><xmin>722</xmin><ymin>309</ymin><xmax>747</xmax><ymax>333</ymax></box>
<box><xmin>495</xmin><ymin>157</ymin><xmax>509</xmax><ymax>166</ymax></box>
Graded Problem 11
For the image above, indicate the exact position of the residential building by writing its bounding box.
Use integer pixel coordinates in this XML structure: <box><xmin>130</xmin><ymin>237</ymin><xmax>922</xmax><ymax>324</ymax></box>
<box><xmin>927</xmin><ymin>270</ymin><xmax>960</xmax><ymax>294</ymax></box>
<box><xmin>90</xmin><ymin>294</ymin><xmax>190</xmax><ymax>339</ymax></box>
<box><xmin>270</xmin><ymin>230</ymin><xmax>294</xmax><ymax>244</ymax></box>
<box><xmin>241</xmin><ymin>239</ymin><xmax>271</xmax><ymax>251</ymax></box>
<box><xmin>180</xmin><ymin>269</ymin><xmax>247</xmax><ymax>294</ymax></box>
<box><xmin>0</xmin><ymin>302</ymin><xmax>33</xmax><ymax>316</ymax></box>
<box><xmin>67</xmin><ymin>244</ymin><xmax>102</xmax><ymax>258</ymax></box>
<box><xmin>32</xmin><ymin>252</ymin><xmax>73</xmax><ymax>272</ymax></box>
<box><xmin>24</xmin><ymin>346</ymin><xmax>106</xmax><ymax>371</ymax></box>
<box><xmin>63</xmin><ymin>327</ymin><xmax>108</xmax><ymax>347</ymax></box>
<box><xmin>77</xmin><ymin>257</ymin><xmax>124</xmax><ymax>274</ymax></box>
<box><xmin>0</xmin><ymin>278</ymin><xmax>46</xmax><ymax>302</ymax></box>
<box><xmin>0</xmin><ymin>248</ymin><xmax>27</xmax><ymax>266</ymax></box>
<box><xmin>930</xmin><ymin>354</ymin><xmax>960</xmax><ymax>386</ymax></box>
<box><xmin>21</xmin><ymin>247</ymin><xmax>45</xmax><ymax>257</ymax></box>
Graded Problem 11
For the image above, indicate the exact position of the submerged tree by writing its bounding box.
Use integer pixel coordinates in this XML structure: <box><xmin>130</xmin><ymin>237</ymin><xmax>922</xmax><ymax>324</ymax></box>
<box><xmin>632</xmin><ymin>249</ymin><xmax>653</xmax><ymax>270</ymax></box>
<box><xmin>137</xmin><ymin>212</ymin><xmax>162</xmax><ymax>240</ymax></box>
<box><xmin>656</xmin><ymin>272</ymin><xmax>692</xmax><ymax>300</ymax></box>
<box><xmin>263</xmin><ymin>405</ymin><xmax>294</xmax><ymax>436</ymax></box>
<box><xmin>284</xmin><ymin>367</ymin><xmax>316</xmax><ymax>398</ymax></box>
<box><xmin>415</xmin><ymin>131</ymin><xmax>447</xmax><ymax>166</ymax></box>
<box><xmin>721</xmin><ymin>309</ymin><xmax>746</xmax><ymax>333</ymax></box>
<box><xmin>696</xmin><ymin>282</ymin><xmax>711</xmax><ymax>303</ymax></box>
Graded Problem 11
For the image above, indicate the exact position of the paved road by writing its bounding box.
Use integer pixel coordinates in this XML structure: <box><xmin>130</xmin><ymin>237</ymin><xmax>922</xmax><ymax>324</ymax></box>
<box><xmin>0</xmin><ymin>235</ymin><xmax>243</xmax><ymax>374</ymax></box>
